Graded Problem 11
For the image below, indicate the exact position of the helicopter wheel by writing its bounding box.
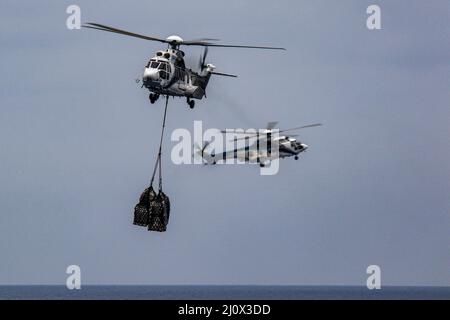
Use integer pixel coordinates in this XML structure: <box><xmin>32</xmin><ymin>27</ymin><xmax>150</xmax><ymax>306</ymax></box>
<box><xmin>149</xmin><ymin>93</ymin><xmax>160</xmax><ymax>104</ymax></box>
<box><xmin>187</xmin><ymin>98</ymin><xmax>195</xmax><ymax>109</ymax></box>
<box><xmin>295</xmin><ymin>156</ymin><xmax>299</xmax><ymax>160</ymax></box>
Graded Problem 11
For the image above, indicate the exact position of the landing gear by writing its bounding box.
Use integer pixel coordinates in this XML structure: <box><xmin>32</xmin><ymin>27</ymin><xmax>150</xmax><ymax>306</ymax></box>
<box><xmin>260</xmin><ymin>163</ymin><xmax>265</xmax><ymax>168</ymax></box>
<box><xmin>187</xmin><ymin>97</ymin><xmax>195</xmax><ymax>109</ymax></box>
<box><xmin>295</xmin><ymin>156</ymin><xmax>299</xmax><ymax>160</ymax></box>
<box><xmin>149</xmin><ymin>93</ymin><xmax>159</xmax><ymax>104</ymax></box>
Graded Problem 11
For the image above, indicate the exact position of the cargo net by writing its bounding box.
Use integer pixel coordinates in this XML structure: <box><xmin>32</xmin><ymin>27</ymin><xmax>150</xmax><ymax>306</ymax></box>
<box><xmin>133</xmin><ymin>187</ymin><xmax>170</xmax><ymax>232</ymax></box>
<box><xmin>133</xmin><ymin>187</ymin><xmax>156</xmax><ymax>227</ymax></box>
<box><xmin>147</xmin><ymin>192</ymin><xmax>170</xmax><ymax>232</ymax></box>
<box><xmin>133</xmin><ymin>96</ymin><xmax>171</xmax><ymax>232</ymax></box>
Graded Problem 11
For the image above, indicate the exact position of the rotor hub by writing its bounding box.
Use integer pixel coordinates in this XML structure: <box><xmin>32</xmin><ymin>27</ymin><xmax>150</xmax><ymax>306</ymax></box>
<box><xmin>166</xmin><ymin>35</ymin><xmax>183</xmax><ymax>47</ymax></box>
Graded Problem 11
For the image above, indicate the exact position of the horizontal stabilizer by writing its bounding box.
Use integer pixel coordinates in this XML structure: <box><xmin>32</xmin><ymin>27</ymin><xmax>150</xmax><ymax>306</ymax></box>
<box><xmin>210</xmin><ymin>71</ymin><xmax>238</xmax><ymax>78</ymax></box>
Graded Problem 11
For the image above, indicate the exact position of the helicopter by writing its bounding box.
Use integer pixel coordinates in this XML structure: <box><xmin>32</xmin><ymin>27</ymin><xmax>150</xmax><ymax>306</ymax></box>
<box><xmin>197</xmin><ymin>122</ymin><xmax>322</xmax><ymax>167</ymax></box>
<box><xmin>83</xmin><ymin>23</ymin><xmax>286</xmax><ymax>109</ymax></box>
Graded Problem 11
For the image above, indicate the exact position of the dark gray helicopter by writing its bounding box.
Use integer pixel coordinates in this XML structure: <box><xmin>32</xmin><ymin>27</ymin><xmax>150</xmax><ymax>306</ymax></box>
<box><xmin>83</xmin><ymin>23</ymin><xmax>285</xmax><ymax>108</ymax></box>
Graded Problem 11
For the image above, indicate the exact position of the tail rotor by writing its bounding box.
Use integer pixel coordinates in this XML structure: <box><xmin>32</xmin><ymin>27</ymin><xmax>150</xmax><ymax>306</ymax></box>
<box><xmin>199</xmin><ymin>47</ymin><xmax>209</xmax><ymax>72</ymax></box>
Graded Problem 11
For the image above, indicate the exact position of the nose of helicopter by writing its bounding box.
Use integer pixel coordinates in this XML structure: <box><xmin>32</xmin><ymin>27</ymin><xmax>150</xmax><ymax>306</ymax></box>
<box><xmin>301</xmin><ymin>143</ymin><xmax>309</xmax><ymax>151</ymax></box>
<box><xmin>143</xmin><ymin>68</ymin><xmax>159</xmax><ymax>81</ymax></box>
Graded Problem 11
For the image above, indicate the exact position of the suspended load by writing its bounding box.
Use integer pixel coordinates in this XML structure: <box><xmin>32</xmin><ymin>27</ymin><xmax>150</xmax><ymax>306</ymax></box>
<box><xmin>133</xmin><ymin>96</ymin><xmax>171</xmax><ymax>233</ymax></box>
<box><xmin>133</xmin><ymin>186</ymin><xmax>156</xmax><ymax>227</ymax></box>
<box><xmin>148</xmin><ymin>191</ymin><xmax>171</xmax><ymax>232</ymax></box>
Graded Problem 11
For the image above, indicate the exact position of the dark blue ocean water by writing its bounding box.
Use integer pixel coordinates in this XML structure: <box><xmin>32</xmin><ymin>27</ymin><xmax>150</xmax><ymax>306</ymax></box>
<box><xmin>0</xmin><ymin>286</ymin><xmax>449</xmax><ymax>300</ymax></box>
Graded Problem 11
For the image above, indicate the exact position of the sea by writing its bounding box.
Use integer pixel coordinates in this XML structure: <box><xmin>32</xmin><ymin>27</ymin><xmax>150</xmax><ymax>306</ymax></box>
<box><xmin>0</xmin><ymin>286</ymin><xmax>449</xmax><ymax>300</ymax></box>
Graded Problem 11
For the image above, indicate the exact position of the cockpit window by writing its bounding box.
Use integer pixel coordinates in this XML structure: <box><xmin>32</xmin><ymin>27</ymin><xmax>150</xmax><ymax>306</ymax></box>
<box><xmin>158</xmin><ymin>63</ymin><xmax>167</xmax><ymax>71</ymax></box>
<box><xmin>146</xmin><ymin>60</ymin><xmax>171</xmax><ymax>80</ymax></box>
<box><xmin>146</xmin><ymin>59</ymin><xmax>156</xmax><ymax>68</ymax></box>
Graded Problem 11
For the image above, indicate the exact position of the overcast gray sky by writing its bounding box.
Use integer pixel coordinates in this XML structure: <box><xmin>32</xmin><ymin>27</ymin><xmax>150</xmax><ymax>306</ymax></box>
<box><xmin>0</xmin><ymin>0</ymin><xmax>449</xmax><ymax>286</ymax></box>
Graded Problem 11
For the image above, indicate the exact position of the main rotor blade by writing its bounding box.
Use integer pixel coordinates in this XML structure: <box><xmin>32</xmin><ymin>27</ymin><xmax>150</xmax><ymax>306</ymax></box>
<box><xmin>222</xmin><ymin>123</ymin><xmax>322</xmax><ymax>141</ymax></box>
<box><xmin>184</xmin><ymin>38</ymin><xmax>220</xmax><ymax>44</ymax></box>
<box><xmin>222</xmin><ymin>124</ymin><xmax>322</xmax><ymax>135</ymax></box>
<box><xmin>231</xmin><ymin>135</ymin><xmax>260</xmax><ymax>141</ymax></box>
<box><xmin>83</xmin><ymin>23</ymin><xmax>285</xmax><ymax>50</ymax></box>
<box><xmin>184</xmin><ymin>42</ymin><xmax>286</xmax><ymax>50</ymax></box>
<box><xmin>83</xmin><ymin>22</ymin><xmax>168</xmax><ymax>44</ymax></box>
<box><xmin>231</xmin><ymin>133</ymin><xmax>300</xmax><ymax>142</ymax></box>
<box><xmin>220</xmin><ymin>129</ymin><xmax>256</xmax><ymax>134</ymax></box>
<box><xmin>279</xmin><ymin>123</ymin><xmax>323</xmax><ymax>133</ymax></box>
<box><xmin>231</xmin><ymin>134</ymin><xmax>279</xmax><ymax>142</ymax></box>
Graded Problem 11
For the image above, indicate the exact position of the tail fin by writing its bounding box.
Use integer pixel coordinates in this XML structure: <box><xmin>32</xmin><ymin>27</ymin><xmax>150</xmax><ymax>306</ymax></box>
<box><xmin>197</xmin><ymin>64</ymin><xmax>236</xmax><ymax>94</ymax></box>
<box><xmin>194</xmin><ymin>142</ymin><xmax>216</xmax><ymax>165</ymax></box>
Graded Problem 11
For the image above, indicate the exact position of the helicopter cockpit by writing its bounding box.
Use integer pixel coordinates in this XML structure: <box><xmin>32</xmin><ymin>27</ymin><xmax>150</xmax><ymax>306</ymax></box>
<box><xmin>285</xmin><ymin>138</ymin><xmax>305</xmax><ymax>151</ymax></box>
<box><xmin>293</xmin><ymin>141</ymin><xmax>304</xmax><ymax>150</ymax></box>
<box><xmin>146</xmin><ymin>59</ymin><xmax>172</xmax><ymax>80</ymax></box>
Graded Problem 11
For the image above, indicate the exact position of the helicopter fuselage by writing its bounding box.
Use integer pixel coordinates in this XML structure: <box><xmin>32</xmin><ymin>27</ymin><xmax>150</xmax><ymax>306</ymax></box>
<box><xmin>200</xmin><ymin>136</ymin><xmax>308</xmax><ymax>167</ymax></box>
<box><xmin>142</xmin><ymin>48</ymin><xmax>211</xmax><ymax>101</ymax></box>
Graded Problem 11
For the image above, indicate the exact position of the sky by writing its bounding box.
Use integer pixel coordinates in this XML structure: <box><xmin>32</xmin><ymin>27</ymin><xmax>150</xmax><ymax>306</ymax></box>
<box><xmin>0</xmin><ymin>0</ymin><xmax>449</xmax><ymax>286</ymax></box>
